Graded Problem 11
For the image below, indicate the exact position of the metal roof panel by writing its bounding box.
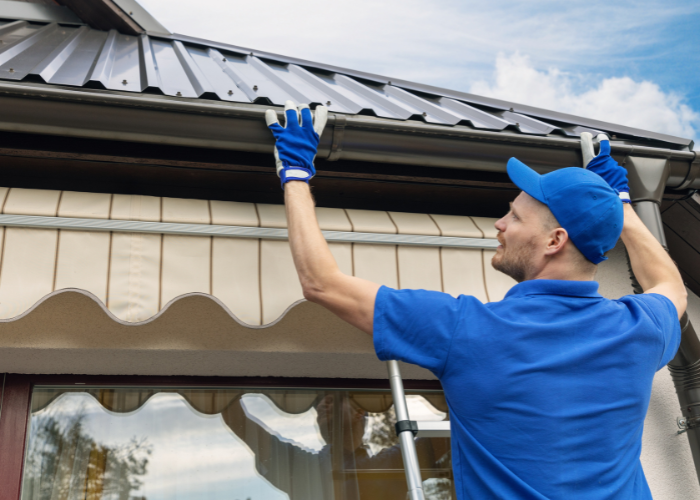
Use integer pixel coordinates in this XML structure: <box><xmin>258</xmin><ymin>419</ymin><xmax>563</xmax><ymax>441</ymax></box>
<box><xmin>0</xmin><ymin>17</ymin><xmax>692</xmax><ymax>150</ymax></box>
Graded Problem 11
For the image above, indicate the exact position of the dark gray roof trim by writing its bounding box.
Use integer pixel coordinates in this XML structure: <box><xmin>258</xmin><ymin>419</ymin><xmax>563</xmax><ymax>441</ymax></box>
<box><xmin>0</xmin><ymin>18</ymin><xmax>693</xmax><ymax>150</ymax></box>
<box><xmin>1</xmin><ymin>80</ymin><xmax>697</xmax><ymax>190</ymax></box>
<box><xmin>0</xmin><ymin>1</ymin><xmax>82</xmax><ymax>25</ymax></box>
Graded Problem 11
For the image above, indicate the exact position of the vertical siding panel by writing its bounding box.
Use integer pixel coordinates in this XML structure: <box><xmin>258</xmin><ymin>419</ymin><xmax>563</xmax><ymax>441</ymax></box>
<box><xmin>441</xmin><ymin>248</ymin><xmax>488</xmax><ymax>302</ymax></box>
<box><xmin>108</xmin><ymin>195</ymin><xmax>162</xmax><ymax>322</ymax></box>
<box><xmin>162</xmin><ymin>197</ymin><xmax>210</xmax><ymax>224</ymax></box>
<box><xmin>470</xmin><ymin>217</ymin><xmax>499</xmax><ymax>239</ymax></box>
<box><xmin>389</xmin><ymin>212</ymin><xmax>441</xmax><ymax>291</ymax></box>
<box><xmin>0</xmin><ymin>188</ymin><xmax>61</xmax><ymax>318</ymax></box>
<box><xmin>211</xmin><ymin>201</ymin><xmax>262</xmax><ymax>325</ymax></box>
<box><xmin>57</xmin><ymin>191</ymin><xmax>112</xmax><ymax>219</ymax></box>
<box><xmin>260</xmin><ymin>239</ymin><xmax>303</xmax><ymax>324</ymax></box>
<box><xmin>54</xmin><ymin>231</ymin><xmax>111</xmax><ymax>302</ymax></box>
<box><xmin>0</xmin><ymin>228</ymin><xmax>57</xmax><ymax>318</ymax></box>
<box><xmin>161</xmin><ymin>235</ymin><xmax>211</xmax><ymax>306</ymax></box>
<box><xmin>345</xmin><ymin>209</ymin><xmax>397</xmax><ymax>233</ymax></box>
<box><xmin>108</xmin><ymin>233</ymin><xmax>162</xmax><ymax>322</ymax></box>
<box><xmin>54</xmin><ymin>192</ymin><xmax>112</xmax><ymax>302</ymax></box>
<box><xmin>3</xmin><ymin>188</ymin><xmax>61</xmax><ymax>216</ymax></box>
<box><xmin>160</xmin><ymin>197</ymin><xmax>211</xmax><ymax>307</ymax></box>
<box><xmin>430</xmin><ymin>214</ymin><xmax>483</xmax><ymax>238</ymax></box>
<box><xmin>212</xmin><ymin>238</ymin><xmax>261</xmax><ymax>325</ymax></box>
<box><xmin>111</xmin><ymin>195</ymin><xmax>161</xmax><ymax>222</ymax></box>
<box><xmin>353</xmin><ymin>244</ymin><xmax>398</xmax><ymax>289</ymax></box>
<box><xmin>329</xmin><ymin>243</ymin><xmax>352</xmax><ymax>275</ymax></box>
<box><xmin>397</xmin><ymin>246</ymin><xmax>442</xmax><ymax>291</ymax></box>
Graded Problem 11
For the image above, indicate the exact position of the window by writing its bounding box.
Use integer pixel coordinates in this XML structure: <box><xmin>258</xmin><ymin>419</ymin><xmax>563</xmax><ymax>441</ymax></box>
<box><xmin>21</xmin><ymin>386</ymin><xmax>453</xmax><ymax>500</ymax></box>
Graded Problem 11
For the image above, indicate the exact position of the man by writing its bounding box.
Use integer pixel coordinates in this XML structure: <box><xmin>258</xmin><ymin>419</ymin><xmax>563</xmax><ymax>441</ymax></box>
<box><xmin>265</xmin><ymin>101</ymin><xmax>686</xmax><ymax>499</ymax></box>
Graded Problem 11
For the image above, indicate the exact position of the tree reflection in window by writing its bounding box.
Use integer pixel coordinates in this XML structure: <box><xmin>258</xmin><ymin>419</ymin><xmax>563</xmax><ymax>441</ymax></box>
<box><xmin>22</xmin><ymin>399</ymin><xmax>151</xmax><ymax>500</ymax></box>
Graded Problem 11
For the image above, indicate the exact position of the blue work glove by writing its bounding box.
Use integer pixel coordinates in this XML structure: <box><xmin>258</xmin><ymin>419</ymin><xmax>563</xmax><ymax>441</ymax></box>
<box><xmin>580</xmin><ymin>132</ymin><xmax>630</xmax><ymax>203</ymax></box>
<box><xmin>265</xmin><ymin>101</ymin><xmax>328</xmax><ymax>188</ymax></box>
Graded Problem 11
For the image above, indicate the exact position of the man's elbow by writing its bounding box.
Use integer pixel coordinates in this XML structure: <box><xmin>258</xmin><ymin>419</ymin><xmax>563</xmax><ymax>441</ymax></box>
<box><xmin>301</xmin><ymin>272</ymin><xmax>343</xmax><ymax>305</ymax></box>
<box><xmin>677</xmin><ymin>286</ymin><xmax>688</xmax><ymax>318</ymax></box>
<box><xmin>300</xmin><ymin>276</ymin><xmax>330</xmax><ymax>304</ymax></box>
<box><xmin>302</xmin><ymin>283</ymin><xmax>323</xmax><ymax>303</ymax></box>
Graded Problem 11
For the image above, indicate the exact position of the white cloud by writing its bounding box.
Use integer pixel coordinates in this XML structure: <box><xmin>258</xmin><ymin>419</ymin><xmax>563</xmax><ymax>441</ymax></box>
<box><xmin>137</xmin><ymin>0</ymin><xmax>696</xmax><ymax>91</ymax></box>
<box><xmin>471</xmin><ymin>53</ymin><xmax>699</xmax><ymax>141</ymax></box>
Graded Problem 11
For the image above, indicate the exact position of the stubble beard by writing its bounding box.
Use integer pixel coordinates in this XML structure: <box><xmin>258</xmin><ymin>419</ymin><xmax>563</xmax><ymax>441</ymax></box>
<box><xmin>491</xmin><ymin>239</ymin><xmax>537</xmax><ymax>283</ymax></box>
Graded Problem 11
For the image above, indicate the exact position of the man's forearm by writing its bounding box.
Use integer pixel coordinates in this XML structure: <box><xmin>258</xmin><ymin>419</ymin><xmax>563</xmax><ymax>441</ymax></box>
<box><xmin>621</xmin><ymin>204</ymin><xmax>686</xmax><ymax>315</ymax></box>
<box><xmin>284</xmin><ymin>182</ymin><xmax>340</xmax><ymax>297</ymax></box>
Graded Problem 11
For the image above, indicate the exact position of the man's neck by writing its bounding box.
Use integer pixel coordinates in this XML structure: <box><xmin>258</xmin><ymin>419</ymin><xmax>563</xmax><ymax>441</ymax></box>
<box><xmin>528</xmin><ymin>262</ymin><xmax>596</xmax><ymax>282</ymax></box>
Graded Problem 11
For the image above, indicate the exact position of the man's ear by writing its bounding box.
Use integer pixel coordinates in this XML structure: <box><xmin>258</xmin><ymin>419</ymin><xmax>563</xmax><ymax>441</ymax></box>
<box><xmin>544</xmin><ymin>227</ymin><xmax>569</xmax><ymax>256</ymax></box>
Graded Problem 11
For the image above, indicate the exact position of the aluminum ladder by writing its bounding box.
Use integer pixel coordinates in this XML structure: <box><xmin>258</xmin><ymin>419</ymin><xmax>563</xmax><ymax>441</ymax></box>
<box><xmin>387</xmin><ymin>360</ymin><xmax>451</xmax><ymax>500</ymax></box>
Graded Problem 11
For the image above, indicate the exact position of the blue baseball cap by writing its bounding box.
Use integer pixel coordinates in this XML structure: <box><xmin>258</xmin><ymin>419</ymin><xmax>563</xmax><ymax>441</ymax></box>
<box><xmin>506</xmin><ymin>158</ymin><xmax>623</xmax><ymax>264</ymax></box>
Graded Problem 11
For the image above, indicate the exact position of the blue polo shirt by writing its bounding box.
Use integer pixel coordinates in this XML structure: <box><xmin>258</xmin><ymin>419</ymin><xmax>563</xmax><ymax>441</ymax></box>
<box><xmin>373</xmin><ymin>279</ymin><xmax>680</xmax><ymax>500</ymax></box>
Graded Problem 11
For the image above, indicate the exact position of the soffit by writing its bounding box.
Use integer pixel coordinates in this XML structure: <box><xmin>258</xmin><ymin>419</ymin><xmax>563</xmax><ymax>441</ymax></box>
<box><xmin>0</xmin><ymin>17</ymin><xmax>691</xmax><ymax>150</ymax></box>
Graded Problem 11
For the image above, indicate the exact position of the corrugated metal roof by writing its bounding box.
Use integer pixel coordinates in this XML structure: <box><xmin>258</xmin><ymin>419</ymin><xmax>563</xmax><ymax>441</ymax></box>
<box><xmin>0</xmin><ymin>18</ymin><xmax>692</xmax><ymax>149</ymax></box>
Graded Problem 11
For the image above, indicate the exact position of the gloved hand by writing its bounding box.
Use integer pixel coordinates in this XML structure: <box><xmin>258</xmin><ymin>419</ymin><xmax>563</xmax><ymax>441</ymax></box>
<box><xmin>265</xmin><ymin>100</ymin><xmax>328</xmax><ymax>188</ymax></box>
<box><xmin>580</xmin><ymin>132</ymin><xmax>630</xmax><ymax>203</ymax></box>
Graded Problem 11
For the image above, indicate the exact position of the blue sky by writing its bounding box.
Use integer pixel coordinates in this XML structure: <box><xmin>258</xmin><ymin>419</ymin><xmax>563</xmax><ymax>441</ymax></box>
<box><xmin>139</xmin><ymin>0</ymin><xmax>700</xmax><ymax>144</ymax></box>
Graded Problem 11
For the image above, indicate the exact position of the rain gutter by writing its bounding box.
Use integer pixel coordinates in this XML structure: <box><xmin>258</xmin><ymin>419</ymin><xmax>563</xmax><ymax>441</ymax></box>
<box><xmin>0</xmin><ymin>81</ymin><xmax>697</xmax><ymax>189</ymax></box>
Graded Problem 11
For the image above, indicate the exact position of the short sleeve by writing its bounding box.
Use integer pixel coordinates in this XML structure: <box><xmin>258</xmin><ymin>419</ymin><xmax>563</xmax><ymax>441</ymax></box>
<box><xmin>628</xmin><ymin>293</ymin><xmax>681</xmax><ymax>370</ymax></box>
<box><xmin>373</xmin><ymin>286</ymin><xmax>463</xmax><ymax>377</ymax></box>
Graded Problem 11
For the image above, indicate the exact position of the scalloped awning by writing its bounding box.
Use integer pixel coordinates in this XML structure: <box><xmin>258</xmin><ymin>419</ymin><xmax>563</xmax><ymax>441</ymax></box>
<box><xmin>0</xmin><ymin>187</ymin><xmax>514</xmax><ymax>326</ymax></box>
<box><xmin>0</xmin><ymin>186</ymin><xmax>515</xmax><ymax>378</ymax></box>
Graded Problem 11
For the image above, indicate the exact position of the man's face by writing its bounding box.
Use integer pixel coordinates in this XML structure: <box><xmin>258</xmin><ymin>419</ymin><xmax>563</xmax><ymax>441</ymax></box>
<box><xmin>492</xmin><ymin>192</ymin><xmax>550</xmax><ymax>282</ymax></box>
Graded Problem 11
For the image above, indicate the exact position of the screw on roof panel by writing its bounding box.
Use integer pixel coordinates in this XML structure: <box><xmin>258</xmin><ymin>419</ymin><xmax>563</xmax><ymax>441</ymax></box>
<box><xmin>176</xmin><ymin>92</ymin><xmax>182</xmax><ymax>97</ymax></box>
<box><xmin>510</xmin><ymin>107</ymin><xmax>514</xmax><ymax>112</ymax></box>
<box><xmin>222</xmin><ymin>58</ymin><xmax>226</xmax><ymax>62</ymax></box>
<box><xmin>9</xmin><ymin>68</ymin><xmax>14</xmax><ymax>73</ymax></box>
<box><xmin>327</xmin><ymin>101</ymin><xmax>331</xmax><ymax>106</ymax></box>
<box><xmin>423</xmin><ymin>112</ymin><xmax>427</xmax><ymax>117</ymax></box>
<box><xmin>122</xmin><ymin>80</ymin><xmax>127</xmax><ymax>85</ymax></box>
<box><xmin>253</xmin><ymin>85</ymin><xmax>258</xmax><ymax>91</ymax></box>
<box><xmin>228</xmin><ymin>90</ymin><xmax>233</xmax><ymax>95</ymax></box>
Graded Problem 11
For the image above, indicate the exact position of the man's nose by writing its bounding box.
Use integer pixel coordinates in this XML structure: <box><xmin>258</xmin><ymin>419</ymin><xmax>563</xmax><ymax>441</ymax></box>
<box><xmin>494</xmin><ymin>216</ymin><xmax>506</xmax><ymax>232</ymax></box>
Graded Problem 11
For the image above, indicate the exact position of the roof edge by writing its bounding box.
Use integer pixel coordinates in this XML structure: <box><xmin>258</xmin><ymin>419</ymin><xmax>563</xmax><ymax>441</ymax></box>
<box><xmin>163</xmin><ymin>32</ymin><xmax>693</xmax><ymax>149</ymax></box>
<box><xmin>0</xmin><ymin>81</ymin><xmax>696</xmax><ymax>189</ymax></box>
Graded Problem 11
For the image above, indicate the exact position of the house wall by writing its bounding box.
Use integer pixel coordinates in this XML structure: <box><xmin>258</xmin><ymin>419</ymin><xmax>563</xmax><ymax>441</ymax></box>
<box><xmin>598</xmin><ymin>241</ymin><xmax>700</xmax><ymax>498</ymax></box>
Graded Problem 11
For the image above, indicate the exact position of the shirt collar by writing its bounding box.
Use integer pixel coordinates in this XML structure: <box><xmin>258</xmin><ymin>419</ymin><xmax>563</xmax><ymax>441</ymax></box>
<box><xmin>504</xmin><ymin>279</ymin><xmax>602</xmax><ymax>300</ymax></box>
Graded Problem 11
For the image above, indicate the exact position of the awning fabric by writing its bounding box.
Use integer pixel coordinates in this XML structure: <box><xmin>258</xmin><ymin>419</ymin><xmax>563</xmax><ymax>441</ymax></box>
<box><xmin>0</xmin><ymin>187</ymin><xmax>515</xmax><ymax>326</ymax></box>
<box><xmin>30</xmin><ymin>387</ymin><xmax>448</xmax><ymax>415</ymax></box>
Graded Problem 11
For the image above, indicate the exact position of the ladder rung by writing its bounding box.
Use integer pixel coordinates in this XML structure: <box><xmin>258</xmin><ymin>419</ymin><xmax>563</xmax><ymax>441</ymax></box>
<box><xmin>415</xmin><ymin>421</ymin><xmax>451</xmax><ymax>438</ymax></box>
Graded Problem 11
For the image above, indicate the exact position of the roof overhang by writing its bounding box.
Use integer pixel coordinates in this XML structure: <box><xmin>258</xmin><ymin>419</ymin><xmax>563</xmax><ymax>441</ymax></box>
<box><xmin>0</xmin><ymin>81</ymin><xmax>697</xmax><ymax>189</ymax></box>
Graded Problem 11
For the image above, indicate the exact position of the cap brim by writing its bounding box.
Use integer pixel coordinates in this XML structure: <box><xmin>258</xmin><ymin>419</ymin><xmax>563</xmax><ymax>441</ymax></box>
<box><xmin>507</xmin><ymin>158</ymin><xmax>546</xmax><ymax>204</ymax></box>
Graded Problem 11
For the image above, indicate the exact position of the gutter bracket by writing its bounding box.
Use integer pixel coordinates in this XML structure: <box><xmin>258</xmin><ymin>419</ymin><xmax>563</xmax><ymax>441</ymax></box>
<box><xmin>675</xmin><ymin>152</ymin><xmax>700</xmax><ymax>191</ymax></box>
<box><xmin>326</xmin><ymin>114</ymin><xmax>346</xmax><ymax>161</ymax></box>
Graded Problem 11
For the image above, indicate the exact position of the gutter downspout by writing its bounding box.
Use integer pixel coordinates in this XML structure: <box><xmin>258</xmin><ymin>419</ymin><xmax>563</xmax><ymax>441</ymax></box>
<box><xmin>626</xmin><ymin>153</ymin><xmax>700</xmax><ymax>484</ymax></box>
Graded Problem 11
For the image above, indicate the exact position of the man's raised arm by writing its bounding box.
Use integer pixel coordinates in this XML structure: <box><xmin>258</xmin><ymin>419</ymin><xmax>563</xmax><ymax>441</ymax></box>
<box><xmin>620</xmin><ymin>204</ymin><xmax>686</xmax><ymax>318</ymax></box>
<box><xmin>582</xmin><ymin>133</ymin><xmax>687</xmax><ymax>318</ymax></box>
<box><xmin>266</xmin><ymin>101</ymin><xmax>380</xmax><ymax>335</ymax></box>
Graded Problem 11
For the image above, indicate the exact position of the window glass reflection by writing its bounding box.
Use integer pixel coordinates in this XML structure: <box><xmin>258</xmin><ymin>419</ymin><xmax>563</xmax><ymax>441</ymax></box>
<box><xmin>22</xmin><ymin>387</ymin><xmax>453</xmax><ymax>500</ymax></box>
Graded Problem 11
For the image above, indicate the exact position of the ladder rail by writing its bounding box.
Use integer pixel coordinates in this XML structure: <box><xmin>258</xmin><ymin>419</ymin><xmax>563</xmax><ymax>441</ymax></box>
<box><xmin>387</xmin><ymin>360</ymin><xmax>426</xmax><ymax>500</ymax></box>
